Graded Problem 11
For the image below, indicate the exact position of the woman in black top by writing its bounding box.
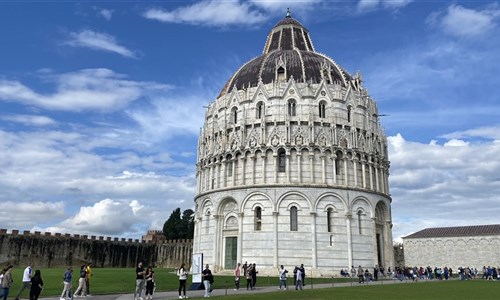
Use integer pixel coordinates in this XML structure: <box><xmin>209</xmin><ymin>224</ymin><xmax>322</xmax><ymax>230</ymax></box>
<box><xmin>145</xmin><ymin>266</ymin><xmax>155</xmax><ymax>300</ymax></box>
<box><xmin>29</xmin><ymin>269</ymin><xmax>44</xmax><ymax>300</ymax></box>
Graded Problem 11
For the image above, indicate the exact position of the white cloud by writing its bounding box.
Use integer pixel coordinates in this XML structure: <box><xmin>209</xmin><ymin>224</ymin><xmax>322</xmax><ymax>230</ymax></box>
<box><xmin>143</xmin><ymin>0</ymin><xmax>268</xmax><ymax>27</ymax></box>
<box><xmin>427</xmin><ymin>4</ymin><xmax>500</xmax><ymax>38</ymax></box>
<box><xmin>0</xmin><ymin>114</ymin><xmax>56</xmax><ymax>126</ymax></box>
<box><xmin>0</xmin><ymin>201</ymin><xmax>65</xmax><ymax>229</ymax></box>
<box><xmin>65</xmin><ymin>30</ymin><xmax>139</xmax><ymax>58</ymax></box>
<box><xmin>388</xmin><ymin>130</ymin><xmax>500</xmax><ymax>241</ymax></box>
<box><xmin>98</xmin><ymin>8</ymin><xmax>114</xmax><ymax>21</ymax></box>
<box><xmin>0</xmin><ymin>68</ymin><xmax>170</xmax><ymax>112</ymax></box>
<box><xmin>357</xmin><ymin>0</ymin><xmax>412</xmax><ymax>13</ymax></box>
<box><xmin>46</xmin><ymin>199</ymin><xmax>143</xmax><ymax>235</ymax></box>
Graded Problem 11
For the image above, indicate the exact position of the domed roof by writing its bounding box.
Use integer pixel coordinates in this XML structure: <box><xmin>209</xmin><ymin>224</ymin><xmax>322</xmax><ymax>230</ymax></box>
<box><xmin>219</xmin><ymin>12</ymin><xmax>352</xmax><ymax>97</ymax></box>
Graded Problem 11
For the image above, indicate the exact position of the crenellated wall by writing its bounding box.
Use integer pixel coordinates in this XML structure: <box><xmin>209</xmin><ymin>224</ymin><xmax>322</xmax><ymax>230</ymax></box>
<box><xmin>0</xmin><ymin>229</ymin><xmax>192</xmax><ymax>268</ymax></box>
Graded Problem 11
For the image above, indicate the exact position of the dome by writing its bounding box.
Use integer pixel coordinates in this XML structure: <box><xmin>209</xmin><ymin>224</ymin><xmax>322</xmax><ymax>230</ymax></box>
<box><xmin>219</xmin><ymin>13</ymin><xmax>352</xmax><ymax>97</ymax></box>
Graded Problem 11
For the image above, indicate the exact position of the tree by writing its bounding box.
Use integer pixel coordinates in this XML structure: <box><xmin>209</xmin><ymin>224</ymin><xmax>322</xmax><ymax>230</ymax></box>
<box><xmin>163</xmin><ymin>208</ymin><xmax>195</xmax><ymax>240</ymax></box>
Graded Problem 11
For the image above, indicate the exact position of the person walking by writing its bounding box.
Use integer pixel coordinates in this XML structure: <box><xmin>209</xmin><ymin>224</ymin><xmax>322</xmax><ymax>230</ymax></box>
<box><xmin>234</xmin><ymin>263</ymin><xmax>241</xmax><ymax>291</ymax></box>
<box><xmin>74</xmin><ymin>265</ymin><xmax>87</xmax><ymax>297</ymax></box>
<box><xmin>177</xmin><ymin>263</ymin><xmax>188</xmax><ymax>299</ymax></box>
<box><xmin>85</xmin><ymin>263</ymin><xmax>92</xmax><ymax>296</ymax></box>
<box><xmin>251</xmin><ymin>263</ymin><xmax>258</xmax><ymax>289</ymax></box>
<box><xmin>202</xmin><ymin>264</ymin><xmax>213</xmax><ymax>298</ymax></box>
<box><xmin>60</xmin><ymin>267</ymin><xmax>73</xmax><ymax>300</ymax></box>
<box><xmin>134</xmin><ymin>261</ymin><xmax>146</xmax><ymax>300</ymax></box>
<box><xmin>144</xmin><ymin>266</ymin><xmax>155</xmax><ymax>300</ymax></box>
<box><xmin>357</xmin><ymin>265</ymin><xmax>365</xmax><ymax>283</ymax></box>
<box><xmin>245</xmin><ymin>264</ymin><xmax>253</xmax><ymax>290</ymax></box>
<box><xmin>1</xmin><ymin>265</ymin><xmax>14</xmax><ymax>300</ymax></box>
<box><xmin>29</xmin><ymin>270</ymin><xmax>43</xmax><ymax>300</ymax></box>
<box><xmin>278</xmin><ymin>265</ymin><xmax>288</xmax><ymax>290</ymax></box>
<box><xmin>295</xmin><ymin>267</ymin><xmax>303</xmax><ymax>290</ymax></box>
<box><xmin>15</xmin><ymin>264</ymin><xmax>33</xmax><ymax>300</ymax></box>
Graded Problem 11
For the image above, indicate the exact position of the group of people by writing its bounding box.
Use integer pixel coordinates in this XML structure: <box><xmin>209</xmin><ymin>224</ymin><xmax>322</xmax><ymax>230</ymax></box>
<box><xmin>133</xmin><ymin>261</ymin><xmax>157</xmax><ymax>300</ymax></box>
<box><xmin>0</xmin><ymin>264</ymin><xmax>44</xmax><ymax>300</ymax></box>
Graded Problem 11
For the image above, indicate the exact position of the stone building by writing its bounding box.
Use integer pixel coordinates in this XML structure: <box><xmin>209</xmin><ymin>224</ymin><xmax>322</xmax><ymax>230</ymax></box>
<box><xmin>193</xmin><ymin>12</ymin><xmax>394</xmax><ymax>276</ymax></box>
<box><xmin>403</xmin><ymin>224</ymin><xmax>500</xmax><ymax>269</ymax></box>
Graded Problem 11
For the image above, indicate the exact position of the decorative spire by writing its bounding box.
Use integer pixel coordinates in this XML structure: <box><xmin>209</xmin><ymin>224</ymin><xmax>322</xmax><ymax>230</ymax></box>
<box><xmin>286</xmin><ymin>8</ymin><xmax>291</xmax><ymax>18</ymax></box>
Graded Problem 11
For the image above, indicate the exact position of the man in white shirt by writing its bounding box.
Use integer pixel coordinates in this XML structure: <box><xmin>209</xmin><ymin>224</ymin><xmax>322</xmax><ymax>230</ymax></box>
<box><xmin>15</xmin><ymin>265</ymin><xmax>33</xmax><ymax>300</ymax></box>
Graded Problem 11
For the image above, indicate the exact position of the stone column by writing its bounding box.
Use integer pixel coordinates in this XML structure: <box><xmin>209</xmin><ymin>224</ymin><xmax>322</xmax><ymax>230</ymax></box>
<box><xmin>297</xmin><ymin>153</ymin><xmax>302</xmax><ymax>182</ymax></box>
<box><xmin>311</xmin><ymin>212</ymin><xmax>318</xmax><ymax>268</ymax></box>
<box><xmin>238</xmin><ymin>212</ymin><xmax>244</xmax><ymax>264</ymax></box>
<box><xmin>332</xmin><ymin>154</ymin><xmax>337</xmax><ymax>184</ymax></box>
<box><xmin>321</xmin><ymin>154</ymin><xmax>326</xmax><ymax>184</ymax></box>
<box><xmin>213</xmin><ymin>214</ymin><xmax>221</xmax><ymax>269</ymax></box>
<box><xmin>346</xmin><ymin>213</ymin><xmax>353</xmax><ymax>268</ymax></box>
<box><xmin>371</xmin><ymin>218</ymin><xmax>378</xmax><ymax>266</ymax></box>
<box><xmin>221</xmin><ymin>159</ymin><xmax>227</xmax><ymax>188</ymax></box>
<box><xmin>273</xmin><ymin>153</ymin><xmax>278</xmax><ymax>183</ymax></box>
<box><xmin>343</xmin><ymin>158</ymin><xmax>348</xmax><ymax>185</ymax></box>
<box><xmin>374</xmin><ymin>165</ymin><xmax>379</xmax><ymax>192</ymax></box>
<box><xmin>251</xmin><ymin>155</ymin><xmax>256</xmax><ymax>185</ymax></box>
<box><xmin>286</xmin><ymin>153</ymin><xmax>291</xmax><ymax>183</ymax></box>
<box><xmin>353</xmin><ymin>157</ymin><xmax>358</xmax><ymax>187</ymax></box>
<box><xmin>361</xmin><ymin>160</ymin><xmax>366</xmax><ymax>188</ymax></box>
<box><xmin>368</xmin><ymin>162</ymin><xmax>373</xmax><ymax>190</ymax></box>
<box><xmin>273</xmin><ymin>211</ymin><xmax>279</xmax><ymax>268</ymax></box>
<box><xmin>232</xmin><ymin>158</ymin><xmax>236</xmax><ymax>186</ymax></box>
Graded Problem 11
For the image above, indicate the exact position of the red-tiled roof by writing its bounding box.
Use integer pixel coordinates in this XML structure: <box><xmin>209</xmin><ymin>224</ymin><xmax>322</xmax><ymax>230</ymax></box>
<box><xmin>403</xmin><ymin>224</ymin><xmax>500</xmax><ymax>239</ymax></box>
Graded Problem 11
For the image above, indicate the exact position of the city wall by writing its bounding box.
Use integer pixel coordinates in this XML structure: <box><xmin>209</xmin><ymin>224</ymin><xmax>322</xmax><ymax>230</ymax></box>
<box><xmin>0</xmin><ymin>229</ymin><xmax>192</xmax><ymax>268</ymax></box>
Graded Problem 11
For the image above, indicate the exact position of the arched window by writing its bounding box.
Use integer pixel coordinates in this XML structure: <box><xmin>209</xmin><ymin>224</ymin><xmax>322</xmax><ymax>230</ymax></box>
<box><xmin>288</xmin><ymin>99</ymin><xmax>296</xmax><ymax>116</ymax></box>
<box><xmin>256</xmin><ymin>102</ymin><xmax>264</xmax><ymax>119</ymax></box>
<box><xmin>254</xmin><ymin>206</ymin><xmax>262</xmax><ymax>231</ymax></box>
<box><xmin>278</xmin><ymin>148</ymin><xmax>286</xmax><ymax>172</ymax></box>
<box><xmin>357</xmin><ymin>210</ymin><xmax>363</xmax><ymax>234</ymax></box>
<box><xmin>290</xmin><ymin>206</ymin><xmax>298</xmax><ymax>231</ymax></box>
<box><xmin>231</xmin><ymin>107</ymin><xmax>238</xmax><ymax>124</ymax></box>
<box><xmin>335</xmin><ymin>151</ymin><xmax>343</xmax><ymax>176</ymax></box>
<box><xmin>226</xmin><ymin>155</ymin><xmax>233</xmax><ymax>177</ymax></box>
<box><xmin>327</xmin><ymin>207</ymin><xmax>334</xmax><ymax>232</ymax></box>
<box><xmin>277</xmin><ymin>66</ymin><xmax>286</xmax><ymax>82</ymax></box>
<box><xmin>347</xmin><ymin>106</ymin><xmax>352</xmax><ymax>123</ymax></box>
<box><xmin>319</xmin><ymin>101</ymin><xmax>326</xmax><ymax>118</ymax></box>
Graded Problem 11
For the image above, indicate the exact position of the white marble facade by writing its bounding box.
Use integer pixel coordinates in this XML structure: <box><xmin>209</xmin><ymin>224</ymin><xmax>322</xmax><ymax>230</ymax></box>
<box><xmin>193</xmin><ymin>13</ymin><xmax>394</xmax><ymax>276</ymax></box>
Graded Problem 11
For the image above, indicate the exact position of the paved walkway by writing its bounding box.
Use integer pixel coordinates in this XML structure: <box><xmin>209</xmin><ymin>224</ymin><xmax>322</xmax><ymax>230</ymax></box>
<box><xmin>40</xmin><ymin>278</ymin><xmax>415</xmax><ymax>300</ymax></box>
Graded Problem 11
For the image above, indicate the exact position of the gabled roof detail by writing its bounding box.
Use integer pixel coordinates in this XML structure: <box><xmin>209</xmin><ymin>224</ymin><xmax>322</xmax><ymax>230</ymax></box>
<box><xmin>403</xmin><ymin>224</ymin><xmax>500</xmax><ymax>239</ymax></box>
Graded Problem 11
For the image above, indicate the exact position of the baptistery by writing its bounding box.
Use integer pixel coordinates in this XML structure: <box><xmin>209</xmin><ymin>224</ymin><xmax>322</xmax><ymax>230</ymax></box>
<box><xmin>193</xmin><ymin>12</ymin><xmax>394</xmax><ymax>276</ymax></box>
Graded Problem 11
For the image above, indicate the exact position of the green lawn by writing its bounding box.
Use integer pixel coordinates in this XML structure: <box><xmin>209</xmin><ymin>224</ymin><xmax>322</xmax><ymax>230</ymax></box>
<box><xmin>5</xmin><ymin>268</ymin><xmax>498</xmax><ymax>299</ymax></box>
<box><xmin>6</xmin><ymin>267</ymin><xmax>350</xmax><ymax>297</ymax></box>
<box><xmin>211</xmin><ymin>280</ymin><xmax>499</xmax><ymax>300</ymax></box>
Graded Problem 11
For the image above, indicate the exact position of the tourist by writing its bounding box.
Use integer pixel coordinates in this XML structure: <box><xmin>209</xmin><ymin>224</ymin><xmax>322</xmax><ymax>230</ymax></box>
<box><xmin>134</xmin><ymin>261</ymin><xmax>145</xmax><ymax>300</ymax></box>
<box><xmin>295</xmin><ymin>267</ymin><xmax>303</xmax><ymax>290</ymax></box>
<box><xmin>234</xmin><ymin>263</ymin><xmax>241</xmax><ymax>291</ymax></box>
<box><xmin>85</xmin><ymin>263</ymin><xmax>93</xmax><ymax>296</ymax></box>
<box><xmin>251</xmin><ymin>263</ymin><xmax>258</xmax><ymax>289</ymax></box>
<box><xmin>299</xmin><ymin>264</ymin><xmax>305</xmax><ymax>286</ymax></box>
<box><xmin>145</xmin><ymin>266</ymin><xmax>155</xmax><ymax>300</ymax></box>
<box><xmin>202</xmin><ymin>264</ymin><xmax>213</xmax><ymax>298</ymax></box>
<box><xmin>357</xmin><ymin>265</ymin><xmax>365</xmax><ymax>283</ymax></box>
<box><xmin>1</xmin><ymin>265</ymin><xmax>13</xmax><ymax>300</ymax></box>
<box><xmin>245</xmin><ymin>264</ymin><xmax>253</xmax><ymax>290</ymax></box>
<box><xmin>60</xmin><ymin>267</ymin><xmax>73</xmax><ymax>300</ymax></box>
<box><xmin>15</xmin><ymin>264</ymin><xmax>33</xmax><ymax>300</ymax></box>
<box><xmin>350</xmin><ymin>266</ymin><xmax>356</xmax><ymax>278</ymax></box>
<box><xmin>177</xmin><ymin>263</ymin><xmax>188</xmax><ymax>299</ymax></box>
<box><xmin>29</xmin><ymin>270</ymin><xmax>43</xmax><ymax>300</ymax></box>
<box><xmin>278</xmin><ymin>265</ymin><xmax>288</xmax><ymax>290</ymax></box>
<box><xmin>74</xmin><ymin>265</ymin><xmax>87</xmax><ymax>297</ymax></box>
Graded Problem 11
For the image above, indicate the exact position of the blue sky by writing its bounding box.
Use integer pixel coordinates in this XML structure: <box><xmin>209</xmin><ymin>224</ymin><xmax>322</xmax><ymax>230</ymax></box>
<box><xmin>1</xmin><ymin>0</ymin><xmax>499</xmax><ymax>242</ymax></box>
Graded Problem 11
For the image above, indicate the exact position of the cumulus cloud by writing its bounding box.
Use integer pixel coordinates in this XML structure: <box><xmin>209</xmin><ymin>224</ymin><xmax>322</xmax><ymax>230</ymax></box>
<box><xmin>0</xmin><ymin>201</ymin><xmax>65</xmax><ymax>229</ymax></box>
<box><xmin>65</xmin><ymin>30</ymin><xmax>139</xmax><ymax>58</ymax></box>
<box><xmin>0</xmin><ymin>68</ymin><xmax>170</xmax><ymax>112</ymax></box>
<box><xmin>143</xmin><ymin>0</ymin><xmax>268</xmax><ymax>27</ymax></box>
<box><xmin>388</xmin><ymin>130</ymin><xmax>500</xmax><ymax>241</ymax></box>
<box><xmin>427</xmin><ymin>4</ymin><xmax>500</xmax><ymax>38</ymax></box>
<box><xmin>0</xmin><ymin>126</ymin><xmax>196</xmax><ymax>236</ymax></box>
<box><xmin>0</xmin><ymin>114</ymin><xmax>56</xmax><ymax>126</ymax></box>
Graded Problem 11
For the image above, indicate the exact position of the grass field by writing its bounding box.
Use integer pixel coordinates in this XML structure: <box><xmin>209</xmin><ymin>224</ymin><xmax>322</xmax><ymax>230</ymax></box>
<box><xmin>4</xmin><ymin>268</ymin><xmax>499</xmax><ymax>299</ymax></box>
